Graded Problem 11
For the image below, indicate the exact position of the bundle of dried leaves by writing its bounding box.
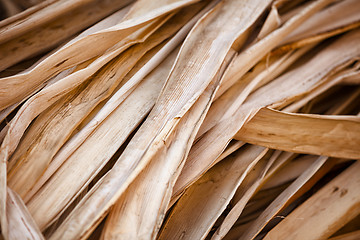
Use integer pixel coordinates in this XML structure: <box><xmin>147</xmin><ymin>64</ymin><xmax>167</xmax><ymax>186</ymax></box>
<box><xmin>0</xmin><ymin>0</ymin><xmax>359</xmax><ymax>239</ymax></box>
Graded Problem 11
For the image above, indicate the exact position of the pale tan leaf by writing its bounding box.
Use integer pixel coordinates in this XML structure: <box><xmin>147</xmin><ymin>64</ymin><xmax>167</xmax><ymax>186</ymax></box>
<box><xmin>217</xmin><ymin>0</ymin><xmax>337</xmax><ymax>98</ymax></box>
<box><xmin>0</xmin><ymin>0</ymin><xmax>134</xmax><ymax>71</ymax></box>
<box><xmin>264</xmin><ymin>161</ymin><xmax>360</xmax><ymax>240</ymax></box>
<box><xmin>211</xmin><ymin>151</ymin><xmax>287</xmax><ymax>240</ymax></box>
<box><xmin>6</xmin><ymin>188</ymin><xmax>44</xmax><ymax>240</ymax></box>
<box><xmin>257</xmin><ymin>2</ymin><xmax>281</xmax><ymax>40</ymax></box>
<box><xmin>241</xmin><ymin>156</ymin><xmax>336</xmax><ymax>240</ymax></box>
<box><xmin>159</xmin><ymin>146</ymin><xmax>267</xmax><ymax>240</ymax></box>
<box><xmin>48</xmin><ymin>1</ymin><xmax>273</xmax><ymax>239</ymax></box>
<box><xmin>284</xmin><ymin>59</ymin><xmax>360</xmax><ymax>113</ymax></box>
<box><xmin>0</xmin><ymin>0</ymin><xmax>196</xmax><ymax>111</ymax></box>
<box><xmin>24</xmin><ymin>12</ymin><xmax>193</xmax><ymax>204</ymax></box>
<box><xmin>261</xmin><ymin>155</ymin><xmax>318</xmax><ymax>190</ymax></box>
<box><xmin>0</xmin><ymin>1</ymin><xmax>195</xmax><ymax>236</ymax></box>
<box><xmin>102</xmin><ymin>53</ymin><xmax>222</xmax><ymax>240</ymax></box>
<box><xmin>328</xmin><ymin>230</ymin><xmax>360</xmax><ymax>240</ymax></box>
<box><xmin>172</xmin><ymin>28</ymin><xmax>360</xmax><ymax>203</ymax></box>
<box><xmin>281</xmin><ymin>0</ymin><xmax>360</xmax><ymax>45</ymax></box>
<box><xmin>235</xmin><ymin>107</ymin><xmax>360</xmax><ymax>159</ymax></box>
<box><xmin>8</xmin><ymin>2</ymin><xmax>197</xmax><ymax>202</ymax></box>
<box><xmin>26</xmin><ymin>46</ymin><xmax>180</xmax><ymax>230</ymax></box>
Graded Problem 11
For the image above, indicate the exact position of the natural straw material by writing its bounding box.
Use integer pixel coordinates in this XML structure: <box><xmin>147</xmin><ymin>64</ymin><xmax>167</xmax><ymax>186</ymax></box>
<box><xmin>0</xmin><ymin>0</ymin><xmax>359</xmax><ymax>239</ymax></box>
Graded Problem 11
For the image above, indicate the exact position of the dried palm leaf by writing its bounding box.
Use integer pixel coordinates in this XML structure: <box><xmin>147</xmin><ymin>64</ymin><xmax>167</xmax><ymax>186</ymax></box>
<box><xmin>8</xmin><ymin>1</ymin><xmax>202</xmax><ymax>203</ymax></box>
<box><xmin>210</xmin><ymin>151</ymin><xmax>294</xmax><ymax>240</ymax></box>
<box><xmin>235</xmin><ymin>107</ymin><xmax>360</xmax><ymax>159</ymax></box>
<box><xmin>24</xmin><ymin>10</ymin><xmax>197</xmax><ymax>203</ymax></box>
<box><xmin>9</xmin><ymin>0</ymin><xmax>46</xmax><ymax>10</ymax></box>
<box><xmin>159</xmin><ymin>146</ymin><xmax>268</xmax><ymax>240</ymax></box>
<box><xmin>172</xmin><ymin>27</ymin><xmax>360</xmax><ymax>203</ymax></box>
<box><xmin>261</xmin><ymin>155</ymin><xmax>318</xmax><ymax>190</ymax></box>
<box><xmin>102</xmin><ymin>55</ymin><xmax>223</xmax><ymax>240</ymax></box>
<box><xmin>0</xmin><ymin>0</ymin><xmax>134</xmax><ymax>71</ymax></box>
<box><xmin>264</xmin><ymin>161</ymin><xmax>360</xmax><ymax>240</ymax></box>
<box><xmin>0</xmin><ymin>1</ymin><xmax>199</xmax><ymax>237</ymax></box>
<box><xmin>0</xmin><ymin>0</ymin><xmax>197</xmax><ymax>111</ymax></box>
<box><xmin>281</xmin><ymin>0</ymin><xmax>360</xmax><ymax>45</ymax></box>
<box><xmin>6</xmin><ymin>187</ymin><xmax>44</xmax><ymax>240</ymax></box>
<box><xmin>240</xmin><ymin>156</ymin><xmax>335</xmax><ymax>240</ymax></box>
<box><xmin>25</xmin><ymin>45</ymin><xmax>180</xmax><ymax>230</ymax></box>
<box><xmin>217</xmin><ymin>0</ymin><xmax>337</xmax><ymax>97</ymax></box>
<box><xmin>48</xmin><ymin>1</ymin><xmax>273</xmax><ymax>239</ymax></box>
<box><xmin>1</xmin><ymin>1</ymin><xmax>21</xmax><ymax>19</ymax></box>
<box><xmin>328</xmin><ymin>230</ymin><xmax>360</xmax><ymax>240</ymax></box>
<box><xmin>0</xmin><ymin>0</ymin><xmax>358</xmax><ymax>238</ymax></box>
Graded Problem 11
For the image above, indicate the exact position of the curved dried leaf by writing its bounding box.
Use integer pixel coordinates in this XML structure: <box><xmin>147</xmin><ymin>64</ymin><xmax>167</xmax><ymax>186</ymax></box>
<box><xmin>235</xmin><ymin>108</ymin><xmax>360</xmax><ymax>159</ymax></box>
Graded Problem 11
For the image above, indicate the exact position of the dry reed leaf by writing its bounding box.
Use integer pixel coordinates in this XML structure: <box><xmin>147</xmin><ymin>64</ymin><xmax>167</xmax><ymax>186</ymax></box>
<box><xmin>221</xmin><ymin>159</ymin><xmax>329</xmax><ymax>240</ymax></box>
<box><xmin>171</xmin><ymin>1</ymin><xmax>353</xmax><ymax>201</ymax></box>
<box><xmin>0</xmin><ymin>0</ymin><xmax>56</xmax><ymax>28</ymax></box>
<box><xmin>0</xmin><ymin>0</ymin><xmax>84</xmax><ymax>41</ymax></box>
<box><xmin>256</xmin><ymin>2</ymin><xmax>281</xmax><ymax>40</ymax></box>
<box><xmin>211</xmin><ymin>151</ymin><xmax>291</xmax><ymax>240</ymax></box>
<box><xmin>100</xmin><ymin>3</ymin><xmax>228</xmax><ymax>239</ymax></box>
<box><xmin>6</xmin><ymin>187</ymin><xmax>44</xmax><ymax>240</ymax></box>
<box><xmin>24</xmin><ymin>8</ymin><xmax>199</xmax><ymax>204</ymax></box>
<box><xmin>256</xmin><ymin>0</ymin><xmax>308</xmax><ymax>40</ymax></box>
<box><xmin>0</xmin><ymin>6</ymin><xmax>138</xmax><ymax>140</ymax></box>
<box><xmin>0</xmin><ymin>1</ymin><xmax>197</xmax><ymax>236</ymax></box>
<box><xmin>225</xmin><ymin>88</ymin><xmax>359</xmax><ymax>235</ymax></box>
<box><xmin>264</xmin><ymin>161</ymin><xmax>360</xmax><ymax>240</ymax></box>
<box><xmin>158</xmin><ymin>146</ymin><xmax>267</xmax><ymax>240</ymax></box>
<box><xmin>217</xmin><ymin>0</ymin><xmax>337</xmax><ymax>98</ymax></box>
<box><xmin>7</xmin><ymin>1</ymin><xmax>201</xmax><ymax>203</ymax></box>
<box><xmin>203</xmin><ymin>45</ymin><xmax>312</xmax><ymax>137</ymax></box>
<box><xmin>0</xmin><ymin>0</ymin><xmax>134</xmax><ymax>71</ymax></box>
<box><xmin>25</xmin><ymin>1</ymin><xmax>207</xmax><ymax>227</ymax></box>
<box><xmin>171</xmin><ymin>48</ymin><xmax>306</xmax><ymax>205</ymax></box>
<box><xmin>8</xmin><ymin>0</ymin><xmax>46</xmax><ymax>10</ymax></box>
<box><xmin>281</xmin><ymin>0</ymin><xmax>360</xmax><ymax>46</ymax></box>
<box><xmin>0</xmin><ymin>17</ymin><xmax>170</xmax><ymax>235</ymax></box>
<box><xmin>172</xmin><ymin>28</ymin><xmax>360</xmax><ymax>203</ymax></box>
<box><xmin>261</xmin><ymin>155</ymin><xmax>317</xmax><ymax>190</ymax></box>
<box><xmin>341</xmin><ymin>70</ymin><xmax>360</xmax><ymax>85</ymax></box>
<box><xmin>102</xmin><ymin>56</ymin><xmax>224</xmax><ymax>240</ymax></box>
<box><xmin>240</xmin><ymin>156</ymin><xmax>336</xmax><ymax>240</ymax></box>
<box><xmin>257</xmin><ymin>151</ymin><xmax>297</xmax><ymax>188</ymax></box>
<box><xmin>222</xmin><ymin>221</ymin><xmax>255</xmax><ymax>240</ymax></box>
<box><xmin>237</xmin><ymin>183</ymin><xmax>291</xmax><ymax>225</ymax></box>
<box><xmin>0</xmin><ymin>14</ymin><xmax>168</xmax><ymax>111</ymax></box>
<box><xmin>0</xmin><ymin>0</ymin><xmax>358</xmax><ymax>238</ymax></box>
<box><xmin>211</xmin><ymin>141</ymin><xmax>246</xmax><ymax>167</ymax></box>
<box><xmin>168</xmin><ymin>140</ymin><xmax>246</xmax><ymax>208</ymax></box>
<box><xmin>328</xmin><ymin>230</ymin><xmax>360</xmax><ymax>240</ymax></box>
<box><xmin>235</xmin><ymin>107</ymin><xmax>360</xmax><ymax>159</ymax></box>
<box><xmin>238</xmin><ymin>37</ymin><xmax>360</xmax><ymax>112</ymax></box>
<box><xmin>47</xmin><ymin>0</ymin><xmax>208</xmax><ymax>158</ymax></box>
<box><xmin>23</xmin><ymin>0</ymin><xmax>210</xmax><ymax>216</ymax></box>
<box><xmin>284</xmin><ymin>60</ymin><xmax>360</xmax><ymax>113</ymax></box>
<box><xmin>325</xmin><ymin>88</ymin><xmax>360</xmax><ymax>115</ymax></box>
<box><xmin>0</xmin><ymin>0</ymin><xmax>22</xmax><ymax>18</ymax></box>
<box><xmin>273</xmin><ymin>22</ymin><xmax>360</xmax><ymax>55</ymax></box>
<box><xmin>0</xmin><ymin>0</ymin><xmax>196</xmax><ymax>111</ymax></box>
<box><xmin>47</xmin><ymin>1</ymin><xmax>273</xmax><ymax>239</ymax></box>
<box><xmin>6</xmin><ymin>60</ymin><xmax>93</xmax><ymax>196</ymax></box>
<box><xmin>25</xmin><ymin>46</ymin><xmax>181</xmax><ymax>230</ymax></box>
<box><xmin>271</xmin><ymin>0</ymin><xmax>360</xmax><ymax>54</ymax></box>
<box><xmin>0</xmin><ymin>4</ymin><xmax>132</xmax><ymax>125</ymax></box>
<box><xmin>0</xmin><ymin>15</ymin><xmax>169</xmax><ymax>170</ymax></box>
